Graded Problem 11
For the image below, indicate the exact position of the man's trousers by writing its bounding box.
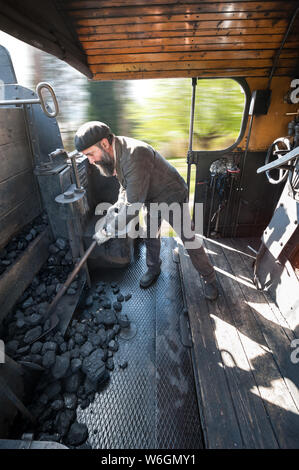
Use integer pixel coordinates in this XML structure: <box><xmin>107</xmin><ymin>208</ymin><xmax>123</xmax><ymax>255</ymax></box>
<box><xmin>143</xmin><ymin>198</ymin><xmax>216</xmax><ymax>284</ymax></box>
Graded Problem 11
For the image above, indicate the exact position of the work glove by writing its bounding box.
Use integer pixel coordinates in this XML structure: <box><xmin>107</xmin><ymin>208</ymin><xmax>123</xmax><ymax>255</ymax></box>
<box><xmin>105</xmin><ymin>203</ymin><xmax>119</xmax><ymax>225</ymax></box>
<box><xmin>93</xmin><ymin>217</ymin><xmax>115</xmax><ymax>245</ymax></box>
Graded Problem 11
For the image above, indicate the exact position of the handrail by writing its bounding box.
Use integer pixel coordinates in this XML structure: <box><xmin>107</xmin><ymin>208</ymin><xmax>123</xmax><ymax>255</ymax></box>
<box><xmin>0</xmin><ymin>82</ymin><xmax>59</xmax><ymax>118</ymax></box>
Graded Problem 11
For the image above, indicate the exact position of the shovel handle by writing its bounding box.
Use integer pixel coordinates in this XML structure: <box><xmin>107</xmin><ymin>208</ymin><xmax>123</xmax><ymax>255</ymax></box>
<box><xmin>48</xmin><ymin>240</ymin><xmax>97</xmax><ymax>315</ymax></box>
<box><xmin>29</xmin><ymin>241</ymin><xmax>97</xmax><ymax>344</ymax></box>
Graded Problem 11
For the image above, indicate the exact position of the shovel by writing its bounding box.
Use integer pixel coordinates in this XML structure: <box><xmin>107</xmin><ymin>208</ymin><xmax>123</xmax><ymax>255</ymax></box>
<box><xmin>29</xmin><ymin>215</ymin><xmax>135</xmax><ymax>344</ymax></box>
<box><xmin>29</xmin><ymin>239</ymin><xmax>98</xmax><ymax>344</ymax></box>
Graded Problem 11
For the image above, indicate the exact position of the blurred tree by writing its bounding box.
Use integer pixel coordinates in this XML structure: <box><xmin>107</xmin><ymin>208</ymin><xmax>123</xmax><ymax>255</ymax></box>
<box><xmin>87</xmin><ymin>80</ymin><xmax>129</xmax><ymax>135</ymax></box>
<box><xmin>125</xmin><ymin>78</ymin><xmax>245</xmax><ymax>157</ymax></box>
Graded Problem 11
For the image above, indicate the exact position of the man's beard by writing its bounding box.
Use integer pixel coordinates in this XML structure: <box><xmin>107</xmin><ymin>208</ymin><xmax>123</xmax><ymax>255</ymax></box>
<box><xmin>94</xmin><ymin>148</ymin><xmax>115</xmax><ymax>177</ymax></box>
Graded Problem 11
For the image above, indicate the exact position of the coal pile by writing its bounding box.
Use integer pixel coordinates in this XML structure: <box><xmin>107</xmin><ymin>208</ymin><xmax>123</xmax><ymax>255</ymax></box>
<box><xmin>1</xmin><ymin>241</ymin><xmax>132</xmax><ymax>448</ymax></box>
<box><xmin>0</xmin><ymin>213</ymin><xmax>49</xmax><ymax>276</ymax></box>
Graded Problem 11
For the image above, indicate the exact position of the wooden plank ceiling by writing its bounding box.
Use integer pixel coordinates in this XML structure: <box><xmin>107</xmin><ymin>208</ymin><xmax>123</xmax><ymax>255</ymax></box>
<box><xmin>0</xmin><ymin>1</ymin><xmax>298</xmax><ymax>80</ymax></box>
<box><xmin>57</xmin><ymin>0</ymin><xmax>299</xmax><ymax>80</ymax></box>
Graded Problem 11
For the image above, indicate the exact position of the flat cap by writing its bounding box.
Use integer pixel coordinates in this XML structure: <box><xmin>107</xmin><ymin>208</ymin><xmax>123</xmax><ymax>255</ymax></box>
<box><xmin>74</xmin><ymin>121</ymin><xmax>112</xmax><ymax>152</ymax></box>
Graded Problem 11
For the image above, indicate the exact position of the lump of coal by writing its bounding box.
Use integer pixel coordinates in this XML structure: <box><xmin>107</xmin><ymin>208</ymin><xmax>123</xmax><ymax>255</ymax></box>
<box><xmin>30</xmin><ymin>354</ymin><xmax>42</xmax><ymax>365</ymax></box>
<box><xmin>117</xmin><ymin>314</ymin><xmax>130</xmax><ymax>328</ymax></box>
<box><xmin>63</xmin><ymin>393</ymin><xmax>77</xmax><ymax>410</ymax></box>
<box><xmin>55</xmin><ymin>238</ymin><xmax>67</xmax><ymax>251</ymax></box>
<box><xmin>66</xmin><ymin>422</ymin><xmax>88</xmax><ymax>447</ymax></box>
<box><xmin>113</xmin><ymin>302</ymin><xmax>122</xmax><ymax>312</ymax></box>
<box><xmin>26</xmin><ymin>313</ymin><xmax>42</xmax><ymax>327</ymax></box>
<box><xmin>6</xmin><ymin>340</ymin><xmax>19</xmax><ymax>354</ymax></box>
<box><xmin>46</xmin><ymin>285</ymin><xmax>56</xmax><ymax>297</ymax></box>
<box><xmin>63</xmin><ymin>372</ymin><xmax>83</xmax><ymax>393</ymax></box>
<box><xmin>70</xmin><ymin>358</ymin><xmax>82</xmax><ymax>374</ymax></box>
<box><xmin>76</xmin><ymin>323</ymin><xmax>87</xmax><ymax>336</ymax></box>
<box><xmin>31</xmin><ymin>342</ymin><xmax>43</xmax><ymax>355</ymax></box>
<box><xmin>106</xmin><ymin>358</ymin><xmax>114</xmax><ymax>371</ymax></box>
<box><xmin>108</xmin><ymin>340</ymin><xmax>118</xmax><ymax>352</ymax></box>
<box><xmin>17</xmin><ymin>345</ymin><xmax>30</xmax><ymax>355</ymax></box>
<box><xmin>22</xmin><ymin>297</ymin><xmax>34</xmax><ymax>309</ymax></box>
<box><xmin>68</xmin><ymin>338</ymin><xmax>75</xmax><ymax>351</ymax></box>
<box><xmin>67</xmin><ymin>288</ymin><xmax>76</xmax><ymax>295</ymax></box>
<box><xmin>70</xmin><ymin>348</ymin><xmax>80</xmax><ymax>359</ymax></box>
<box><xmin>54</xmin><ymin>409</ymin><xmax>76</xmax><ymax>437</ymax></box>
<box><xmin>24</xmin><ymin>326</ymin><xmax>42</xmax><ymax>344</ymax></box>
<box><xmin>117</xmin><ymin>294</ymin><xmax>124</xmax><ymax>302</ymax></box>
<box><xmin>46</xmin><ymin>381</ymin><xmax>62</xmax><ymax>400</ymax></box>
<box><xmin>74</xmin><ymin>333</ymin><xmax>85</xmax><ymax>346</ymax></box>
<box><xmin>80</xmin><ymin>341</ymin><xmax>95</xmax><ymax>358</ymax></box>
<box><xmin>113</xmin><ymin>287</ymin><xmax>120</xmax><ymax>294</ymax></box>
<box><xmin>39</xmin><ymin>393</ymin><xmax>49</xmax><ymax>406</ymax></box>
<box><xmin>53</xmin><ymin>332</ymin><xmax>64</xmax><ymax>345</ymax></box>
<box><xmin>102</xmin><ymin>310</ymin><xmax>117</xmax><ymax>327</ymax></box>
<box><xmin>51</xmin><ymin>355</ymin><xmax>70</xmax><ymax>380</ymax></box>
<box><xmin>49</xmin><ymin>244</ymin><xmax>60</xmax><ymax>254</ymax></box>
<box><xmin>36</xmin><ymin>284</ymin><xmax>46</xmax><ymax>296</ymax></box>
<box><xmin>119</xmin><ymin>360</ymin><xmax>128</xmax><ymax>370</ymax></box>
<box><xmin>42</xmin><ymin>341</ymin><xmax>58</xmax><ymax>354</ymax></box>
<box><xmin>42</xmin><ymin>351</ymin><xmax>56</xmax><ymax>369</ymax></box>
<box><xmin>106</xmin><ymin>329</ymin><xmax>116</xmax><ymax>343</ymax></box>
<box><xmin>51</xmin><ymin>399</ymin><xmax>64</xmax><ymax>411</ymax></box>
<box><xmin>102</xmin><ymin>299</ymin><xmax>111</xmax><ymax>309</ymax></box>
<box><xmin>59</xmin><ymin>342</ymin><xmax>68</xmax><ymax>354</ymax></box>
<box><xmin>16</xmin><ymin>319</ymin><xmax>25</xmax><ymax>329</ymax></box>
<box><xmin>124</xmin><ymin>294</ymin><xmax>132</xmax><ymax>301</ymax></box>
<box><xmin>83</xmin><ymin>377</ymin><xmax>98</xmax><ymax>395</ymax></box>
<box><xmin>96</xmin><ymin>285</ymin><xmax>105</xmax><ymax>294</ymax></box>
<box><xmin>80</xmin><ymin>399</ymin><xmax>90</xmax><ymax>410</ymax></box>
<box><xmin>113</xmin><ymin>324</ymin><xmax>121</xmax><ymax>335</ymax></box>
<box><xmin>82</xmin><ymin>350</ymin><xmax>108</xmax><ymax>385</ymax></box>
<box><xmin>85</xmin><ymin>296</ymin><xmax>93</xmax><ymax>308</ymax></box>
<box><xmin>88</xmin><ymin>332</ymin><xmax>104</xmax><ymax>347</ymax></box>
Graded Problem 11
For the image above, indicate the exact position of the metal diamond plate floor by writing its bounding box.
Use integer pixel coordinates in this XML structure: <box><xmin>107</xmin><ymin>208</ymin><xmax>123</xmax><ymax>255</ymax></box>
<box><xmin>76</xmin><ymin>237</ymin><xmax>203</xmax><ymax>449</ymax></box>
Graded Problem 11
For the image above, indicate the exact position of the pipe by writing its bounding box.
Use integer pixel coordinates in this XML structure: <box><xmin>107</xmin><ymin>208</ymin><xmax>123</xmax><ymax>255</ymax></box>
<box><xmin>187</xmin><ymin>78</ymin><xmax>197</xmax><ymax>195</ymax></box>
<box><xmin>268</xmin><ymin>6</ymin><xmax>299</xmax><ymax>89</ymax></box>
<box><xmin>233</xmin><ymin>110</ymin><xmax>255</xmax><ymax>237</ymax></box>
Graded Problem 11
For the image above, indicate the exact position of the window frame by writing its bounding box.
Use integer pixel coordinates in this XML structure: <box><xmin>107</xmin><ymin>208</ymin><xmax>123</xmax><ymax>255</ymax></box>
<box><xmin>192</xmin><ymin>77</ymin><xmax>251</xmax><ymax>156</ymax></box>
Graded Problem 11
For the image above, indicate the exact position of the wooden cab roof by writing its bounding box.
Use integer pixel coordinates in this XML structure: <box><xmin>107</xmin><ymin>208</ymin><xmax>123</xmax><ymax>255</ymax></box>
<box><xmin>0</xmin><ymin>0</ymin><xmax>298</xmax><ymax>80</ymax></box>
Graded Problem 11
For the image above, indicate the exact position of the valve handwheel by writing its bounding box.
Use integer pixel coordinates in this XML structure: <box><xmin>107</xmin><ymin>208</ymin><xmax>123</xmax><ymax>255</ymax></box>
<box><xmin>265</xmin><ymin>137</ymin><xmax>291</xmax><ymax>184</ymax></box>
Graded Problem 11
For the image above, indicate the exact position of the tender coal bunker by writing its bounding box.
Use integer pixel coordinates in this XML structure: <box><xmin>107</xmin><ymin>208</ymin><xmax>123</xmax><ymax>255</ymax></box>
<box><xmin>0</xmin><ymin>213</ymin><xmax>49</xmax><ymax>276</ymax></box>
<box><xmin>1</xmin><ymin>234</ymin><xmax>133</xmax><ymax>448</ymax></box>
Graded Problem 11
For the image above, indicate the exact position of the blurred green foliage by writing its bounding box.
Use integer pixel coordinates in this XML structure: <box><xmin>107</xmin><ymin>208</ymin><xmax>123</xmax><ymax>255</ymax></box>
<box><xmin>125</xmin><ymin>78</ymin><xmax>245</xmax><ymax>158</ymax></box>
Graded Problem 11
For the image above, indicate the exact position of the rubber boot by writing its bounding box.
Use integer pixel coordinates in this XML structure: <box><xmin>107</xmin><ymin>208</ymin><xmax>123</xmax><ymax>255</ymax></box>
<box><xmin>140</xmin><ymin>268</ymin><xmax>161</xmax><ymax>288</ymax></box>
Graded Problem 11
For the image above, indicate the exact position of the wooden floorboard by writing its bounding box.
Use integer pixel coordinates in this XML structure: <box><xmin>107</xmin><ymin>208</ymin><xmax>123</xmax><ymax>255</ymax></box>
<box><xmin>178</xmin><ymin>241</ymin><xmax>243</xmax><ymax>449</ymax></box>
<box><xmin>179</xmin><ymin>237</ymin><xmax>299</xmax><ymax>449</ymax></box>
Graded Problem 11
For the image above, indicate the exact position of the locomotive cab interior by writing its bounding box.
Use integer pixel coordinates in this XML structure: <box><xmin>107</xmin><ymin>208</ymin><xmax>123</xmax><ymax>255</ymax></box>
<box><xmin>0</xmin><ymin>0</ymin><xmax>298</xmax><ymax>450</ymax></box>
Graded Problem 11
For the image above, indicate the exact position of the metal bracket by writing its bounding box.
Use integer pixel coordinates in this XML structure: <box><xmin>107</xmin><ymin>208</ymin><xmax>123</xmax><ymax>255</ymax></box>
<box><xmin>55</xmin><ymin>184</ymin><xmax>86</xmax><ymax>204</ymax></box>
<box><xmin>187</xmin><ymin>150</ymin><xmax>200</xmax><ymax>165</ymax></box>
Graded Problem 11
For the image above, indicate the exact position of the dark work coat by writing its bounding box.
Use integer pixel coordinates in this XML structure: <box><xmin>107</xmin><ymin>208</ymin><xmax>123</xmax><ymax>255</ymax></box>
<box><xmin>114</xmin><ymin>135</ymin><xmax>188</xmax><ymax>206</ymax></box>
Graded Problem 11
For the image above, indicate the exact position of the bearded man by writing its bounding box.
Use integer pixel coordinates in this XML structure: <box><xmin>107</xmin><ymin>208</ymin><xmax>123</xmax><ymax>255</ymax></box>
<box><xmin>75</xmin><ymin>121</ymin><xmax>218</xmax><ymax>300</ymax></box>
